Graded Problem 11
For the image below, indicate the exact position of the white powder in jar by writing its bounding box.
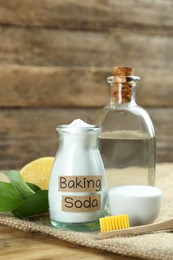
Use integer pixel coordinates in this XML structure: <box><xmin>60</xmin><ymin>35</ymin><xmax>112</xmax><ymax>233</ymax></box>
<box><xmin>68</xmin><ymin>119</ymin><xmax>93</xmax><ymax>127</ymax></box>
<box><xmin>48</xmin><ymin>119</ymin><xmax>107</xmax><ymax>226</ymax></box>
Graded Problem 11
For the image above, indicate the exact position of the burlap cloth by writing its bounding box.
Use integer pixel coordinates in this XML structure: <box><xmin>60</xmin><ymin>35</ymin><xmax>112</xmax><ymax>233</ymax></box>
<box><xmin>0</xmin><ymin>163</ymin><xmax>173</xmax><ymax>260</ymax></box>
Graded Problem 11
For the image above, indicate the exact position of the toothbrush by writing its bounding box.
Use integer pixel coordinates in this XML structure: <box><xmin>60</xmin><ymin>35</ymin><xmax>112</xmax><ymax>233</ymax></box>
<box><xmin>99</xmin><ymin>215</ymin><xmax>173</xmax><ymax>239</ymax></box>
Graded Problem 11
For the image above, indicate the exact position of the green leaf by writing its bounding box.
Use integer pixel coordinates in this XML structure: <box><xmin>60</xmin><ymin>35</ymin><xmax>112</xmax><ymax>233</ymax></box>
<box><xmin>12</xmin><ymin>190</ymin><xmax>48</xmax><ymax>218</ymax></box>
<box><xmin>27</xmin><ymin>183</ymin><xmax>41</xmax><ymax>192</ymax></box>
<box><xmin>5</xmin><ymin>170</ymin><xmax>35</xmax><ymax>199</ymax></box>
<box><xmin>0</xmin><ymin>182</ymin><xmax>23</xmax><ymax>211</ymax></box>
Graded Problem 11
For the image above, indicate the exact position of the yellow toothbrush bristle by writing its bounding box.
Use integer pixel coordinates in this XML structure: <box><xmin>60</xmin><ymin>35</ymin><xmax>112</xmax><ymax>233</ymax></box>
<box><xmin>99</xmin><ymin>215</ymin><xmax>130</xmax><ymax>232</ymax></box>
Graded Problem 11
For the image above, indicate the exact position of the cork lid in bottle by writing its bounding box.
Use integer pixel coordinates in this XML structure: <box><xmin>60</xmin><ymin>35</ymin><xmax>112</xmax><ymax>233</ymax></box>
<box><xmin>113</xmin><ymin>66</ymin><xmax>134</xmax><ymax>77</ymax></box>
<box><xmin>112</xmin><ymin>66</ymin><xmax>134</xmax><ymax>103</ymax></box>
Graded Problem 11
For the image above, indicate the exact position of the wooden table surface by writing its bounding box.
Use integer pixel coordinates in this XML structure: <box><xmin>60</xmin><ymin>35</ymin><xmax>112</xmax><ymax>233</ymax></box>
<box><xmin>0</xmin><ymin>164</ymin><xmax>172</xmax><ymax>260</ymax></box>
<box><xmin>0</xmin><ymin>224</ymin><xmax>138</xmax><ymax>260</ymax></box>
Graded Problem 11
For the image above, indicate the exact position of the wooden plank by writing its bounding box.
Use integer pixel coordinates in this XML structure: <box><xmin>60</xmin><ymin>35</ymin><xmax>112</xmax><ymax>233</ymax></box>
<box><xmin>0</xmin><ymin>65</ymin><xmax>172</xmax><ymax>108</ymax></box>
<box><xmin>0</xmin><ymin>225</ymin><xmax>134</xmax><ymax>260</ymax></box>
<box><xmin>0</xmin><ymin>0</ymin><xmax>173</xmax><ymax>34</ymax></box>
<box><xmin>0</xmin><ymin>108</ymin><xmax>172</xmax><ymax>169</ymax></box>
<box><xmin>0</xmin><ymin>66</ymin><xmax>109</xmax><ymax>108</ymax></box>
<box><xmin>0</xmin><ymin>26</ymin><xmax>172</xmax><ymax>69</ymax></box>
<box><xmin>136</xmin><ymin>68</ymin><xmax>173</xmax><ymax>108</ymax></box>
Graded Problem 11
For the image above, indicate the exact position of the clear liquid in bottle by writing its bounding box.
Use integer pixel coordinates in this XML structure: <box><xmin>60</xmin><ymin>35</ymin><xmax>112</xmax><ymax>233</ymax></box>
<box><xmin>99</xmin><ymin>130</ymin><xmax>155</xmax><ymax>188</ymax></box>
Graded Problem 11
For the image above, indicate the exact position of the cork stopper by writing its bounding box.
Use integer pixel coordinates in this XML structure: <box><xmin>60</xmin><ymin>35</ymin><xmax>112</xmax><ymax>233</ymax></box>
<box><xmin>113</xmin><ymin>66</ymin><xmax>134</xmax><ymax>77</ymax></box>
<box><xmin>111</xmin><ymin>66</ymin><xmax>134</xmax><ymax>103</ymax></box>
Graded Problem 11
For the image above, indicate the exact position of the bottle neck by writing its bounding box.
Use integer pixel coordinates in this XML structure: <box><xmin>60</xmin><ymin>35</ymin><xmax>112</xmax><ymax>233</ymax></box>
<box><xmin>110</xmin><ymin>82</ymin><xmax>136</xmax><ymax>106</ymax></box>
<box><xmin>59</xmin><ymin>133</ymin><xmax>98</xmax><ymax>149</ymax></box>
<box><xmin>57</xmin><ymin>126</ymin><xmax>100</xmax><ymax>149</ymax></box>
<box><xmin>107</xmin><ymin>76</ymin><xmax>140</xmax><ymax>106</ymax></box>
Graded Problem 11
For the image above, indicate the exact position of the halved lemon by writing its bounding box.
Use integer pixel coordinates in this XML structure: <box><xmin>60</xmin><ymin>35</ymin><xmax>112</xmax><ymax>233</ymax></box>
<box><xmin>20</xmin><ymin>157</ymin><xmax>54</xmax><ymax>190</ymax></box>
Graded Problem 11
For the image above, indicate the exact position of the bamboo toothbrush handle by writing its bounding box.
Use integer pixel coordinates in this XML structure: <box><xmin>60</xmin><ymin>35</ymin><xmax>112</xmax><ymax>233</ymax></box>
<box><xmin>100</xmin><ymin>219</ymin><xmax>173</xmax><ymax>239</ymax></box>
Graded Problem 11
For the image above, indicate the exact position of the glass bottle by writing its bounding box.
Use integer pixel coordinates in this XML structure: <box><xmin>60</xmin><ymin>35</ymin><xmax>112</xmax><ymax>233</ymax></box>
<box><xmin>96</xmin><ymin>67</ymin><xmax>156</xmax><ymax>189</ymax></box>
<box><xmin>48</xmin><ymin>121</ymin><xmax>107</xmax><ymax>231</ymax></box>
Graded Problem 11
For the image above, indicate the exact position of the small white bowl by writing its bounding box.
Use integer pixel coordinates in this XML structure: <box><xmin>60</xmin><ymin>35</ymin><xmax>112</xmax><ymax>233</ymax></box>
<box><xmin>108</xmin><ymin>185</ymin><xmax>162</xmax><ymax>226</ymax></box>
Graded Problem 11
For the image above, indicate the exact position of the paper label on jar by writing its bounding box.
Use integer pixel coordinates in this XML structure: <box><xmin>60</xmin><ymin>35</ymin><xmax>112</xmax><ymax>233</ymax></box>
<box><xmin>62</xmin><ymin>194</ymin><xmax>101</xmax><ymax>212</ymax></box>
<box><xmin>58</xmin><ymin>176</ymin><xmax>102</xmax><ymax>192</ymax></box>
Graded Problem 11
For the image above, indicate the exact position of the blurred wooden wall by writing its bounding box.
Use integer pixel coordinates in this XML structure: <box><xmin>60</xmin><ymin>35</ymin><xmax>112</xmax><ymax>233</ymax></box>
<box><xmin>0</xmin><ymin>0</ymin><xmax>173</xmax><ymax>168</ymax></box>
